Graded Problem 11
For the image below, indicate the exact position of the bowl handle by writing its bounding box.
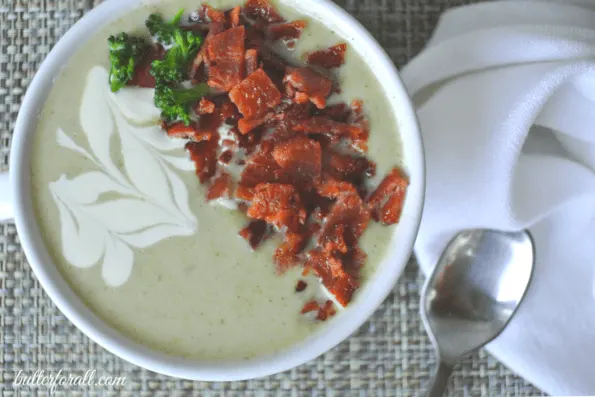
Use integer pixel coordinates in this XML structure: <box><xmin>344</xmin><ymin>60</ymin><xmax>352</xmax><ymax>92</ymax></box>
<box><xmin>0</xmin><ymin>171</ymin><xmax>13</xmax><ymax>221</ymax></box>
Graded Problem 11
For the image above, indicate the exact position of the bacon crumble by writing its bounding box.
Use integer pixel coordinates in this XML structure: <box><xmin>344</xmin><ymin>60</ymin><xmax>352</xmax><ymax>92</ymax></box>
<box><xmin>243</xmin><ymin>0</ymin><xmax>285</xmax><ymax>23</ymax></box>
<box><xmin>239</xmin><ymin>219</ymin><xmax>271</xmax><ymax>249</ymax></box>
<box><xmin>266</xmin><ymin>20</ymin><xmax>307</xmax><ymax>44</ymax></box>
<box><xmin>151</xmin><ymin>0</ymin><xmax>409</xmax><ymax>321</ymax></box>
<box><xmin>197</xmin><ymin>98</ymin><xmax>216</xmax><ymax>115</ymax></box>
<box><xmin>368</xmin><ymin>167</ymin><xmax>409</xmax><ymax>225</ymax></box>
<box><xmin>205</xmin><ymin>26</ymin><xmax>246</xmax><ymax>91</ymax></box>
<box><xmin>295</xmin><ymin>280</ymin><xmax>307</xmax><ymax>292</ymax></box>
<box><xmin>206</xmin><ymin>172</ymin><xmax>232</xmax><ymax>201</ymax></box>
<box><xmin>283</xmin><ymin>67</ymin><xmax>332</xmax><ymax>109</ymax></box>
<box><xmin>307</xmin><ymin>43</ymin><xmax>347</xmax><ymax>69</ymax></box>
<box><xmin>230</xmin><ymin>68</ymin><xmax>282</xmax><ymax>124</ymax></box>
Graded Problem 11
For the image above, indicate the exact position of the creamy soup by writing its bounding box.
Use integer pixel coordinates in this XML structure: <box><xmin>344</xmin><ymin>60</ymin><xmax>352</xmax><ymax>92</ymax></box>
<box><xmin>30</xmin><ymin>0</ymin><xmax>403</xmax><ymax>360</ymax></box>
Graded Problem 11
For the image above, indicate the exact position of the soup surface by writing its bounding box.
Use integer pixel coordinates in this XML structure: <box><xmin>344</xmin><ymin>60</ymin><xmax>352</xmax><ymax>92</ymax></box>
<box><xmin>31</xmin><ymin>0</ymin><xmax>403</xmax><ymax>360</ymax></box>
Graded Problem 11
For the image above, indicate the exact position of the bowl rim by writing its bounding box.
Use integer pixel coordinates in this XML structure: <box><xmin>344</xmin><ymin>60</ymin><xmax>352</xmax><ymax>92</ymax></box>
<box><xmin>10</xmin><ymin>0</ymin><xmax>425</xmax><ymax>381</ymax></box>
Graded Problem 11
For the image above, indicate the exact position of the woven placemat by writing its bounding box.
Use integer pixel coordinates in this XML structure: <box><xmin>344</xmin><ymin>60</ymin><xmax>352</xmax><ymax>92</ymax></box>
<box><xmin>0</xmin><ymin>0</ymin><xmax>547</xmax><ymax>395</ymax></box>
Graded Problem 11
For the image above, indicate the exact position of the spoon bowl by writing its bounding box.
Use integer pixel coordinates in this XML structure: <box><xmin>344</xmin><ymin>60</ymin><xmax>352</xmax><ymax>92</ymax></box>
<box><xmin>421</xmin><ymin>229</ymin><xmax>535</xmax><ymax>396</ymax></box>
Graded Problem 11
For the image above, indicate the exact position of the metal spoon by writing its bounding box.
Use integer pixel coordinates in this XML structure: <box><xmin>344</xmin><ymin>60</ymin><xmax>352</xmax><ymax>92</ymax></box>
<box><xmin>421</xmin><ymin>229</ymin><xmax>535</xmax><ymax>397</ymax></box>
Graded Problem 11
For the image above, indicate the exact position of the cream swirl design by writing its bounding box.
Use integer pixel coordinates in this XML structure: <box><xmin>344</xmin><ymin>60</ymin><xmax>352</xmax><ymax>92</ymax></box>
<box><xmin>49</xmin><ymin>66</ymin><xmax>197</xmax><ymax>287</ymax></box>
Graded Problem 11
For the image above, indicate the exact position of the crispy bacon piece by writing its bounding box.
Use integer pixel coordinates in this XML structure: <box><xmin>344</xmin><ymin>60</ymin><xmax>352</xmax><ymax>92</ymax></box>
<box><xmin>284</xmin><ymin>67</ymin><xmax>332</xmax><ymax>109</ymax></box>
<box><xmin>194</xmin><ymin>110</ymin><xmax>223</xmax><ymax>142</ymax></box>
<box><xmin>321</xmin><ymin>223</ymin><xmax>348</xmax><ymax>254</ymax></box>
<box><xmin>238</xmin><ymin>118</ymin><xmax>265</xmax><ymax>135</ymax></box>
<box><xmin>222</xmin><ymin>139</ymin><xmax>237</xmax><ymax>148</ymax></box>
<box><xmin>317</xmin><ymin>179</ymin><xmax>358</xmax><ymax>199</ymax></box>
<box><xmin>300</xmin><ymin>299</ymin><xmax>336</xmax><ymax>320</ymax></box>
<box><xmin>303</xmin><ymin>189</ymin><xmax>334</xmax><ymax>221</ymax></box>
<box><xmin>240</xmin><ymin>151</ymin><xmax>279</xmax><ymax>188</ymax></box>
<box><xmin>352</xmin><ymin>133</ymin><xmax>369</xmax><ymax>153</ymax></box>
<box><xmin>295</xmin><ymin>280</ymin><xmax>307</xmax><ymax>292</ymax></box>
<box><xmin>349</xmin><ymin>99</ymin><xmax>370</xmax><ymax>152</ymax></box>
<box><xmin>268</xmin><ymin>102</ymin><xmax>313</xmax><ymax>127</ymax></box>
<box><xmin>191</xmin><ymin>20</ymin><xmax>227</xmax><ymax>81</ymax></box>
<box><xmin>301</xmin><ymin>300</ymin><xmax>319</xmax><ymax>314</ymax></box>
<box><xmin>293</xmin><ymin>116</ymin><xmax>364</xmax><ymax>140</ymax></box>
<box><xmin>319</xmin><ymin>192</ymin><xmax>370</xmax><ymax>252</ymax></box>
<box><xmin>206</xmin><ymin>172</ymin><xmax>232</xmax><ymax>201</ymax></box>
<box><xmin>205</xmin><ymin>26</ymin><xmax>246</xmax><ymax>91</ymax></box>
<box><xmin>239</xmin><ymin>220</ymin><xmax>271</xmax><ymax>249</ymax></box>
<box><xmin>368</xmin><ymin>167</ymin><xmax>409</xmax><ymax>225</ymax></box>
<box><xmin>272</xmin><ymin>136</ymin><xmax>322</xmax><ymax>186</ymax></box>
<box><xmin>165</xmin><ymin>122</ymin><xmax>197</xmax><ymax>140</ymax></box>
<box><xmin>219</xmin><ymin>150</ymin><xmax>233</xmax><ymax>164</ymax></box>
<box><xmin>128</xmin><ymin>45</ymin><xmax>164</xmax><ymax>88</ymax></box>
<box><xmin>284</xmin><ymin>80</ymin><xmax>297</xmax><ymax>97</ymax></box>
<box><xmin>230</xmin><ymin>69</ymin><xmax>282</xmax><ymax>121</ymax></box>
<box><xmin>315</xmin><ymin>103</ymin><xmax>351</xmax><ymax>122</ymax></box>
<box><xmin>293</xmin><ymin>92</ymin><xmax>309</xmax><ymax>104</ymax></box>
<box><xmin>166</xmin><ymin>122</ymin><xmax>213</xmax><ymax>142</ymax></box>
<box><xmin>323</xmin><ymin>150</ymin><xmax>375</xmax><ymax>187</ymax></box>
<box><xmin>343</xmin><ymin>246</ymin><xmax>368</xmax><ymax>274</ymax></box>
<box><xmin>197</xmin><ymin>98</ymin><xmax>216</xmax><ymax>115</ymax></box>
<box><xmin>247</xmin><ymin>183</ymin><xmax>307</xmax><ymax>231</ymax></box>
<box><xmin>228</xmin><ymin>6</ymin><xmax>241</xmax><ymax>27</ymax></box>
<box><xmin>317</xmin><ymin>300</ymin><xmax>337</xmax><ymax>321</ymax></box>
<box><xmin>305</xmin><ymin>250</ymin><xmax>359</xmax><ymax>307</ymax></box>
<box><xmin>193</xmin><ymin>131</ymin><xmax>214</xmax><ymax>142</ymax></box>
<box><xmin>235</xmin><ymin>185</ymin><xmax>256</xmax><ymax>201</ymax></box>
<box><xmin>186</xmin><ymin>139</ymin><xmax>219</xmax><ymax>184</ymax></box>
<box><xmin>220</xmin><ymin>101</ymin><xmax>240</xmax><ymax>123</ymax></box>
<box><xmin>243</xmin><ymin>0</ymin><xmax>286</xmax><ymax>23</ymax></box>
<box><xmin>351</xmin><ymin>99</ymin><xmax>365</xmax><ymax>121</ymax></box>
<box><xmin>307</xmin><ymin>43</ymin><xmax>347</xmax><ymax>69</ymax></box>
<box><xmin>244</xmin><ymin>49</ymin><xmax>259</xmax><ymax>76</ymax></box>
<box><xmin>236</xmin><ymin>126</ymin><xmax>265</xmax><ymax>154</ymax></box>
<box><xmin>196</xmin><ymin>4</ymin><xmax>226</xmax><ymax>22</ymax></box>
<box><xmin>380</xmin><ymin>194</ymin><xmax>405</xmax><ymax>224</ymax></box>
<box><xmin>274</xmin><ymin>229</ymin><xmax>308</xmax><ymax>273</ymax></box>
<box><xmin>266</xmin><ymin>20</ymin><xmax>307</xmax><ymax>43</ymax></box>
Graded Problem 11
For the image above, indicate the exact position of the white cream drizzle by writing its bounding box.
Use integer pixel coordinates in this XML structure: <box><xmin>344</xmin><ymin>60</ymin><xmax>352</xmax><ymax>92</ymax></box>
<box><xmin>49</xmin><ymin>66</ymin><xmax>198</xmax><ymax>287</ymax></box>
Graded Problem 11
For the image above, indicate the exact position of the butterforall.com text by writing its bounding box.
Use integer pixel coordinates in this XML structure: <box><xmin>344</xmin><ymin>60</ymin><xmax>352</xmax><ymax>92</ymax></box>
<box><xmin>13</xmin><ymin>369</ymin><xmax>127</xmax><ymax>394</ymax></box>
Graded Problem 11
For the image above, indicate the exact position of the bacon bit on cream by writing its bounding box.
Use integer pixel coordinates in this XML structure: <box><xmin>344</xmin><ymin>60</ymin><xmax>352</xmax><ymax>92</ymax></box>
<box><xmin>307</xmin><ymin>43</ymin><xmax>347</xmax><ymax>69</ymax></box>
<box><xmin>300</xmin><ymin>300</ymin><xmax>337</xmax><ymax>321</ymax></box>
<box><xmin>243</xmin><ymin>0</ymin><xmax>285</xmax><ymax>24</ymax></box>
<box><xmin>197</xmin><ymin>98</ymin><xmax>216</xmax><ymax>115</ymax></box>
<box><xmin>368</xmin><ymin>167</ymin><xmax>409</xmax><ymax>225</ymax></box>
<box><xmin>239</xmin><ymin>220</ymin><xmax>270</xmax><ymax>250</ymax></box>
<box><xmin>295</xmin><ymin>280</ymin><xmax>307</xmax><ymax>292</ymax></box>
<box><xmin>206</xmin><ymin>172</ymin><xmax>232</xmax><ymax>201</ymax></box>
<box><xmin>266</xmin><ymin>20</ymin><xmax>307</xmax><ymax>43</ymax></box>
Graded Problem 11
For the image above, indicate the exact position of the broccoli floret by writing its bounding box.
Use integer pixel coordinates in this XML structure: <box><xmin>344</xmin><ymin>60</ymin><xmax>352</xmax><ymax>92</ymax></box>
<box><xmin>146</xmin><ymin>8</ymin><xmax>185</xmax><ymax>46</ymax></box>
<box><xmin>154</xmin><ymin>83</ymin><xmax>210</xmax><ymax>125</ymax></box>
<box><xmin>108</xmin><ymin>33</ymin><xmax>149</xmax><ymax>93</ymax></box>
<box><xmin>150</xmin><ymin>30</ymin><xmax>203</xmax><ymax>84</ymax></box>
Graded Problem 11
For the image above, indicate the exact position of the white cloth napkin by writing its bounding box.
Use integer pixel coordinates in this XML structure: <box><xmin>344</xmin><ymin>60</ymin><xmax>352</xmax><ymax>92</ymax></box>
<box><xmin>400</xmin><ymin>1</ymin><xmax>595</xmax><ymax>395</ymax></box>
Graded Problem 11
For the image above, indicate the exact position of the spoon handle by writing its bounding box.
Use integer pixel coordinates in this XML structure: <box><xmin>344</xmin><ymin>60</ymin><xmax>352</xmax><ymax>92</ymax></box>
<box><xmin>426</xmin><ymin>361</ymin><xmax>453</xmax><ymax>397</ymax></box>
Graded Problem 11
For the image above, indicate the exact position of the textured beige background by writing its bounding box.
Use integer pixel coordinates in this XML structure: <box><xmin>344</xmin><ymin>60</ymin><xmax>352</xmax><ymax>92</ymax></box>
<box><xmin>0</xmin><ymin>0</ymin><xmax>546</xmax><ymax>395</ymax></box>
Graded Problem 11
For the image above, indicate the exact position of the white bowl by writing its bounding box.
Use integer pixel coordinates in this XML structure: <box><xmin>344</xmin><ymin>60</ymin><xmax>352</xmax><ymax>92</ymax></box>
<box><xmin>5</xmin><ymin>0</ymin><xmax>425</xmax><ymax>382</ymax></box>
